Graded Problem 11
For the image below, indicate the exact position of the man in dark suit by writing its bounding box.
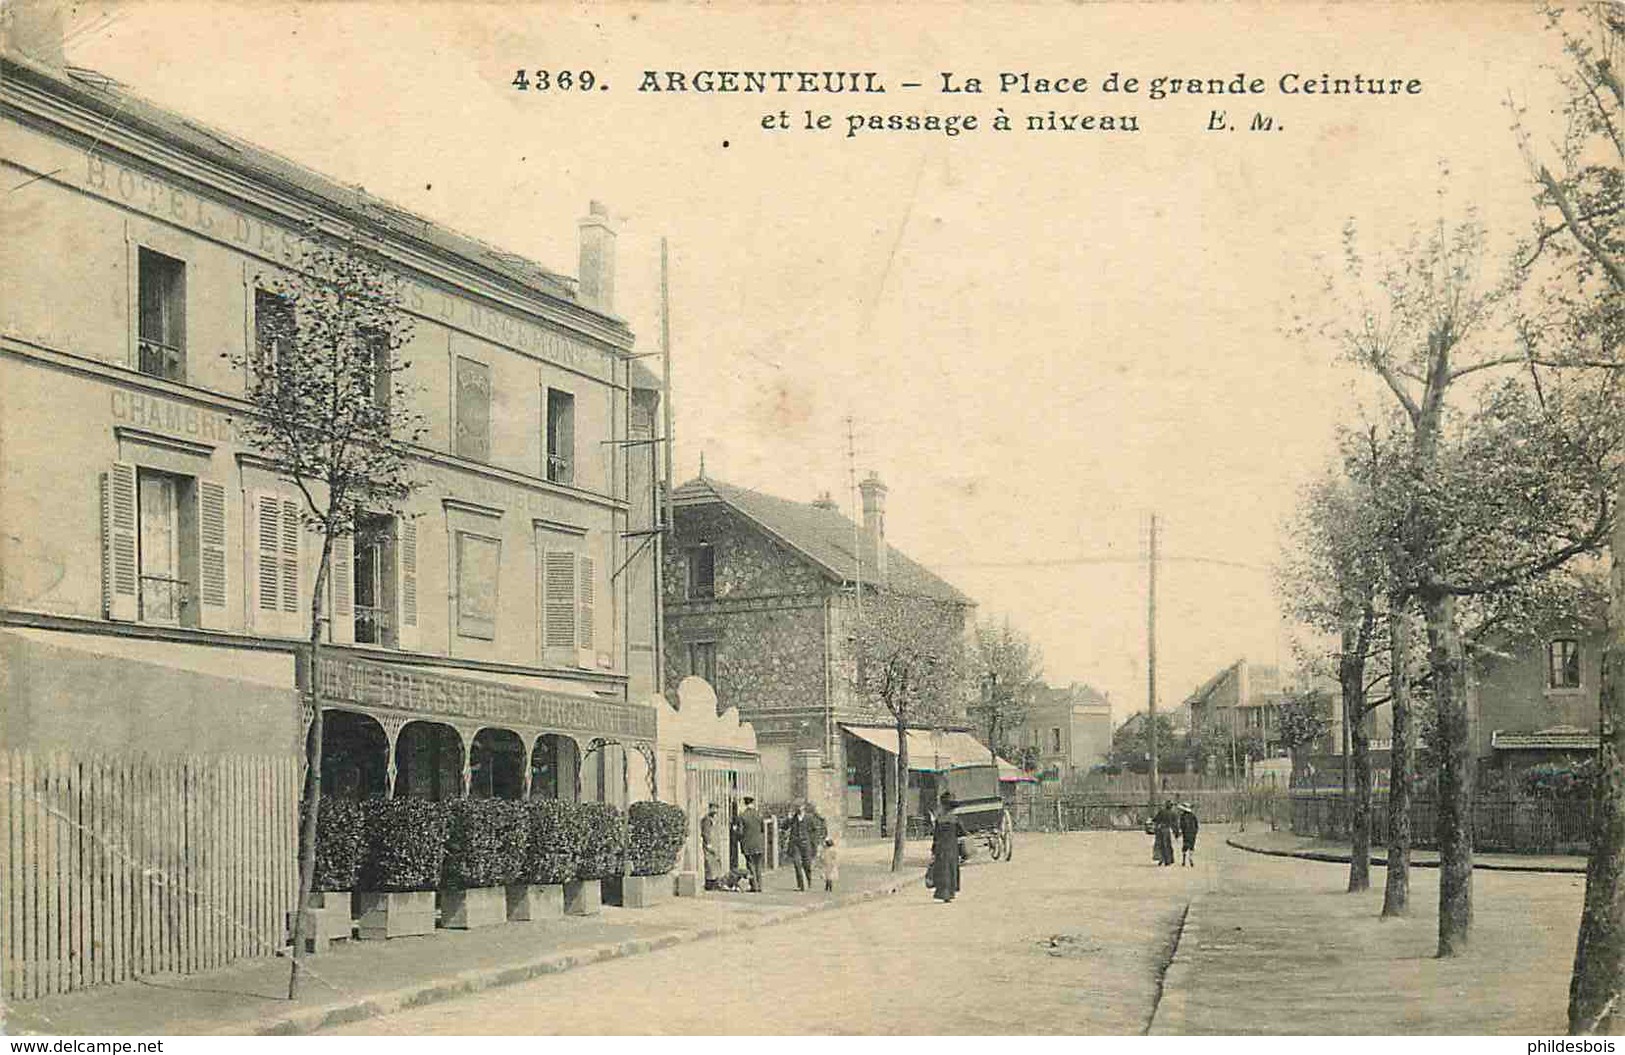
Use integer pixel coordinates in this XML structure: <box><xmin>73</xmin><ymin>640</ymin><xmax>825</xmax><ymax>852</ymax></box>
<box><xmin>736</xmin><ymin>796</ymin><xmax>766</xmax><ymax>892</ymax></box>
<box><xmin>785</xmin><ymin>801</ymin><xmax>816</xmax><ymax>891</ymax></box>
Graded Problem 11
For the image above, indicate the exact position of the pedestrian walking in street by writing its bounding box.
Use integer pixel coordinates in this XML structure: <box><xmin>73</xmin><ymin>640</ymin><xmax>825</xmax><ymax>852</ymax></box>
<box><xmin>735</xmin><ymin>796</ymin><xmax>766</xmax><ymax>892</ymax></box>
<box><xmin>1152</xmin><ymin>799</ymin><xmax>1177</xmax><ymax>867</ymax></box>
<box><xmin>929</xmin><ymin>790</ymin><xmax>963</xmax><ymax>903</ymax></box>
<box><xmin>820</xmin><ymin>835</ymin><xmax>839</xmax><ymax>893</ymax></box>
<box><xmin>1178</xmin><ymin>802</ymin><xmax>1200</xmax><ymax>867</ymax></box>
<box><xmin>785</xmin><ymin>801</ymin><xmax>816</xmax><ymax>891</ymax></box>
<box><xmin>700</xmin><ymin>802</ymin><xmax>724</xmax><ymax>890</ymax></box>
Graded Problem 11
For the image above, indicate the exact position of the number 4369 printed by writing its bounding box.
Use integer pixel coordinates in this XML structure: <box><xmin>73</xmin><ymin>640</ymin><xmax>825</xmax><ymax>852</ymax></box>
<box><xmin>512</xmin><ymin>70</ymin><xmax>604</xmax><ymax>91</ymax></box>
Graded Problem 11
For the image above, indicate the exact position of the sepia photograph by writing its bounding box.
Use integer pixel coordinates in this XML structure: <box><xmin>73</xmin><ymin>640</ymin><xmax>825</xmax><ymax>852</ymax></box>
<box><xmin>1</xmin><ymin>0</ymin><xmax>1623</xmax><ymax>1039</ymax></box>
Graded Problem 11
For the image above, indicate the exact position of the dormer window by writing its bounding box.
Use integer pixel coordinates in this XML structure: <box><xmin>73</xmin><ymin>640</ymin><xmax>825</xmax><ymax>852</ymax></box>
<box><xmin>1548</xmin><ymin>639</ymin><xmax>1581</xmax><ymax>690</ymax></box>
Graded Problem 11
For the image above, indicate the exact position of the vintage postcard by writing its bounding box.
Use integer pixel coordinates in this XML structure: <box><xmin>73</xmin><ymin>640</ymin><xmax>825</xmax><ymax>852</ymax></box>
<box><xmin>2</xmin><ymin>0</ymin><xmax>1622</xmax><ymax>1040</ymax></box>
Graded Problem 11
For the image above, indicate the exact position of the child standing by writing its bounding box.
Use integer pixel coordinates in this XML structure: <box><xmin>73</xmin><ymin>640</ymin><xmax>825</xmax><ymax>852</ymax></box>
<box><xmin>820</xmin><ymin>836</ymin><xmax>839</xmax><ymax>892</ymax></box>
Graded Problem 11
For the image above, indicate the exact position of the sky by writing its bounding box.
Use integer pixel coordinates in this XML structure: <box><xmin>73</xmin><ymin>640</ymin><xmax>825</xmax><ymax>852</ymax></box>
<box><xmin>63</xmin><ymin>0</ymin><xmax>1574</xmax><ymax>725</ymax></box>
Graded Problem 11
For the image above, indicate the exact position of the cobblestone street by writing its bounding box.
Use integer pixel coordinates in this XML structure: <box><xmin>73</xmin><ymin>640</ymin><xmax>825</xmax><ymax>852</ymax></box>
<box><xmin>327</xmin><ymin>829</ymin><xmax>1587</xmax><ymax>1036</ymax></box>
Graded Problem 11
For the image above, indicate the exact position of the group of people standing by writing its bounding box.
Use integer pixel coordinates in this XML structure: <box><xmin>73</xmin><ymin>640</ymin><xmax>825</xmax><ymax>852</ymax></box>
<box><xmin>1151</xmin><ymin>799</ymin><xmax>1199</xmax><ymax>867</ymax></box>
<box><xmin>698</xmin><ymin>797</ymin><xmax>839</xmax><ymax>894</ymax></box>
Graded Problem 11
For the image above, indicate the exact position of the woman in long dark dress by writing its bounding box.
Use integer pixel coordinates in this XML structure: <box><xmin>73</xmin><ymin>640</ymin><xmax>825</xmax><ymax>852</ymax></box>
<box><xmin>929</xmin><ymin>790</ymin><xmax>962</xmax><ymax>902</ymax></box>
<box><xmin>1152</xmin><ymin>800</ymin><xmax>1177</xmax><ymax>867</ymax></box>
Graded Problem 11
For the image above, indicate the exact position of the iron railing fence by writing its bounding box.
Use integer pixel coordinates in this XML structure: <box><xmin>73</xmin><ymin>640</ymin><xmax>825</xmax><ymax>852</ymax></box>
<box><xmin>1289</xmin><ymin>793</ymin><xmax>1592</xmax><ymax>855</ymax></box>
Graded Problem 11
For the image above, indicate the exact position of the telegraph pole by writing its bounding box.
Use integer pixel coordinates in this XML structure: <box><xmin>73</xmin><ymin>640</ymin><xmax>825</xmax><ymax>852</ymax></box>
<box><xmin>1147</xmin><ymin>513</ymin><xmax>1159</xmax><ymax>809</ymax></box>
<box><xmin>656</xmin><ymin>238</ymin><xmax>674</xmax><ymax>696</ymax></box>
<box><xmin>846</xmin><ymin>416</ymin><xmax>862</xmax><ymax>617</ymax></box>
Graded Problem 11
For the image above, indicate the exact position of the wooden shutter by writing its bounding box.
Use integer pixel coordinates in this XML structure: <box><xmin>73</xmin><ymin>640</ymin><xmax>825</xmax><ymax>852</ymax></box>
<box><xmin>196</xmin><ymin>479</ymin><xmax>228</xmax><ymax>628</ymax></box>
<box><xmin>543</xmin><ymin>550</ymin><xmax>576</xmax><ymax>658</ymax></box>
<box><xmin>577</xmin><ymin>554</ymin><xmax>595</xmax><ymax>665</ymax></box>
<box><xmin>252</xmin><ymin>492</ymin><xmax>281</xmax><ymax>623</ymax></box>
<box><xmin>101</xmin><ymin>462</ymin><xmax>139</xmax><ymax>622</ymax></box>
<box><xmin>396</xmin><ymin>516</ymin><xmax>418</xmax><ymax>650</ymax></box>
<box><xmin>280</xmin><ymin>498</ymin><xmax>300</xmax><ymax>620</ymax></box>
<box><xmin>330</xmin><ymin>534</ymin><xmax>354</xmax><ymax>644</ymax></box>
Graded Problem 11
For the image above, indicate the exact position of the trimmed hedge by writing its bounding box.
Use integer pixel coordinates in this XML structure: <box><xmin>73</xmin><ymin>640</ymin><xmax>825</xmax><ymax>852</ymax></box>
<box><xmin>627</xmin><ymin>801</ymin><xmax>688</xmax><ymax>876</ymax></box>
<box><xmin>574</xmin><ymin>802</ymin><xmax>630</xmax><ymax>881</ymax></box>
<box><xmin>358</xmin><ymin>798</ymin><xmax>451</xmax><ymax>892</ymax></box>
<box><xmin>442</xmin><ymin>798</ymin><xmax>529</xmax><ymax>889</ymax></box>
<box><xmin>310</xmin><ymin>796</ymin><xmax>367</xmax><ymax>892</ymax></box>
<box><xmin>520</xmin><ymin>798</ymin><xmax>580</xmax><ymax>885</ymax></box>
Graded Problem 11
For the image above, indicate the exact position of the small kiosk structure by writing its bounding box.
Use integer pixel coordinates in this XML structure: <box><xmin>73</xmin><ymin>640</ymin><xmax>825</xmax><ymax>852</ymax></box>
<box><xmin>655</xmin><ymin>676</ymin><xmax>763</xmax><ymax>892</ymax></box>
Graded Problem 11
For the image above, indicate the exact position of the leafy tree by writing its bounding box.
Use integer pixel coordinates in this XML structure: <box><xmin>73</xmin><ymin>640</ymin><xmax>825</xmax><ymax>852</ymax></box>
<box><xmin>850</xmin><ymin>588</ymin><xmax>969</xmax><ymax>872</ymax></box>
<box><xmin>967</xmin><ymin>617</ymin><xmax>1043</xmax><ymax>764</ymax></box>
<box><xmin>224</xmin><ymin>237</ymin><xmax>425</xmax><ymax>997</ymax></box>
<box><xmin>1108</xmin><ymin>713</ymin><xmax>1181</xmax><ymax>775</ymax></box>
<box><xmin>1512</xmin><ymin>3</ymin><xmax>1625</xmax><ymax>1031</ymax></box>
<box><xmin>1278</xmin><ymin>690</ymin><xmax>1334</xmax><ymax>758</ymax></box>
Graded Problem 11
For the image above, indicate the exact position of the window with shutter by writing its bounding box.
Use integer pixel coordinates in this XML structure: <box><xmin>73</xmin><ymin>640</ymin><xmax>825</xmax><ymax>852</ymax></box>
<box><xmin>577</xmin><ymin>554</ymin><xmax>595</xmax><ymax>652</ymax></box>
<box><xmin>280</xmin><ymin>498</ymin><xmax>300</xmax><ymax>615</ymax></box>
<box><xmin>254</xmin><ymin>493</ymin><xmax>281</xmax><ymax>614</ymax></box>
<box><xmin>196</xmin><ymin>480</ymin><xmax>228</xmax><ymax>626</ymax></box>
<box><xmin>102</xmin><ymin>463</ymin><xmax>139</xmax><ymax>621</ymax></box>
<box><xmin>330</xmin><ymin>534</ymin><xmax>354</xmax><ymax>644</ymax></box>
<box><xmin>399</xmin><ymin>518</ymin><xmax>418</xmax><ymax>627</ymax></box>
<box><xmin>543</xmin><ymin>551</ymin><xmax>576</xmax><ymax>653</ymax></box>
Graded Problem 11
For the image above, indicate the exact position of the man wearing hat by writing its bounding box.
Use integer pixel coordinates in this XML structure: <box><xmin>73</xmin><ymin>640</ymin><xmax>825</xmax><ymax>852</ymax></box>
<box><xmin>735</xmin><ymin>796</ymin><xmax>766</xmax><ymax>892</ymax></box>
<box><xmin>1178</xmin><ymin>802</ymin><xmax>1200</xmax><ymax>867</ymax></box>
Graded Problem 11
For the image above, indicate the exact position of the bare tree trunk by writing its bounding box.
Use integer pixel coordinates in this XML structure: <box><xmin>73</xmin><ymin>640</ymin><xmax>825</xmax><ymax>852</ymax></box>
<box><xmin>1342</xmin><ymin>628</ymin><xmax>1371</xmax><ymax>892</ymax></box>
<box><xmin>892</xmin><ymin>716</ymin><xmax>909</xmax><ymax>872</ymax></box>
<box><xmin>289</xmin><ymin>534</ymin><xmax>334</xmax><ymax>999</ymax></box>
<box><xmin>1425</xmin><ymin>589</ymin><xmax>1473</xmax><ymax>956</ymax></box>
<box><xmin>1569</xmin><ymin>495</ymin><xmax>1625</xmax><ymax>1033</ymax></box>
<box><xmin>1383</xmin><ymin>604</ymin><xmax>1414</xmax><ymax>918</ymax></box>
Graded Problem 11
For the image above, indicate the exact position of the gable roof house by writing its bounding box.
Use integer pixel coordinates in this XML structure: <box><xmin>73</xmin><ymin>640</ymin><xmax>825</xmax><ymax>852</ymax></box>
<box><xmin>661</xmin><ymin>471</ymin><xmax>978</xmax><ymax>835</ymax></box>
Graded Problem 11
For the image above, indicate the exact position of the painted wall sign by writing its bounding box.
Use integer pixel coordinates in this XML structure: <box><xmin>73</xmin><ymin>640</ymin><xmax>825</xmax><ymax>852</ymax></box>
<box><xmin>111</xmin><ymin>387</ymin><xmax>240</xmax><ymax>444</ymax></box>
<box><xmin>317</xmin><ymin>654</ymin><xmax>655</xmax><ymax>739</ymax></box>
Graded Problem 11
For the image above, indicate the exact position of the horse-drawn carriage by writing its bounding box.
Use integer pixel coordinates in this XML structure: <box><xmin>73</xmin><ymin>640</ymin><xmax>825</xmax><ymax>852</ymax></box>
<box><xmin>940</xmin><ymin>762</ymin><xmax>1014</xmax><ymax>861</ymax></box>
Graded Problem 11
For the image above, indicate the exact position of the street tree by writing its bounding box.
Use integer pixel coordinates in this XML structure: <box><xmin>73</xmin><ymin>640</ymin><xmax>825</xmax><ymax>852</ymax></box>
<box><xmin>1327</xmin><ymin>213</ymin><xmax>1619</xmax><ymax>956</ymax></box>
<box><xmin>968</xmin><ymin>617</ymin><xmax>1044</xmax><ymax>765</ymax></box>
<box><xmin>850</xmin><ymin>588</ymin><xmax>969</xmax><ymax>872</ymax></box>
<box><xmin>224</xmin><ymin>236</ymin><xmax>425</xmax><ymax>997</ymax></box>
<box><xmin>1108</xmin><ymin>713</ymin><xmax>1183</xmax><ymax>775</ymax></box>
<box><xmin>1512</xmin><ymin>4</ymin><xmax>1625</xmax><ymax>1032</ymax></box>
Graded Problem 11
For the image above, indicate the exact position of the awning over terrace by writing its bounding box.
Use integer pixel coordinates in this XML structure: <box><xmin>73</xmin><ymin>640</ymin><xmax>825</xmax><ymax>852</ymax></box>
<box><xmin>841</xmin><ymin>725</ymin><xmax>1033</xmax><ymax>781</ymax></box>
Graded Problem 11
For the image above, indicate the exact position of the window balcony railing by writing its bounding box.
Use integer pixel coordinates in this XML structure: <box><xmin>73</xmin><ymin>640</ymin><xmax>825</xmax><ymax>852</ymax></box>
<box><xmin>139</xmin><ymin>574</ymin><xmax>192</xmax><ymax>624</ymax></box>
<box><xmin>138</xmin><ymin>339</ymin><xmax>185</xmax><ymax>382</ymax></box>
<box><xmin>546</xmin><ymin>453</ymin><xmax>573</xmax><ymax>485</ymax></box>
<box><xmin>355</xmin><ymin>604</ymin><xmax>393</xmax><ymax>646</ymax></box>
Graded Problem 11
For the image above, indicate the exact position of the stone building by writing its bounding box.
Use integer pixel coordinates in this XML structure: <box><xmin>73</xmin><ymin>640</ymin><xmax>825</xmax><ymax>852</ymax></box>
<box><xmin>0</xmin><ymin>19</ymin><xmax>664</xmax><ymax>997</ymax></box>
<box><xmin>1013</xmin><ymin>682</ymin><xmax>1114</xmax><ymax>781</ymax></box>
<box><xmin>661</xmin><ymin>472</ymin><xmax>979</xmax><ymax>835</ymax></box>
<box><xmin>1475</xmin><ymin>625</ymin><xmax>1608</xmax><ymax>785</ymax></box>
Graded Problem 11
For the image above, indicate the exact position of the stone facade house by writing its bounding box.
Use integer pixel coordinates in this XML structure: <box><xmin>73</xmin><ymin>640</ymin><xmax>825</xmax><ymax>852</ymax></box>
<box><xmin>661</xmin><ymin>472</ymin><xmax>976</xmax><ymax>835</ymax></box>
<box><xmin>1012</xmin><ymin>682</ymin><xmax>1114</xmax><ymax>781</ymax></box>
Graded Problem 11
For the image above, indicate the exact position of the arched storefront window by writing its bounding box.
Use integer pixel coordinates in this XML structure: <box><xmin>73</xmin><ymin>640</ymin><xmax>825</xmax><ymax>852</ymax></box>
<box><xmin>470</xmin><ymin>728</ymin><xmax>525</xmax><ymax>799</ymax></box>
<box><xmin>321</xmin><ymin>709</ymin><xmax>389</xmax><ymax>799</ymax></box>
<box><xmin>395</xmin><ymin>721</ymin><xmax>463</xmax><ymax>800</ymax></box>
<box><xmin>531</xmin><ymin>733</ymin><xmax>580</xmax><ymax>801</ymax></box>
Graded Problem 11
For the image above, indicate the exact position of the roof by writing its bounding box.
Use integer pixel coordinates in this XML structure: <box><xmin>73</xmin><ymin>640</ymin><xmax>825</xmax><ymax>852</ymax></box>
<box><xmin>1490</xmin><ymin>726</ymin><xmax>1600</xmax><ymax>751</ymax></box>
<box><xmin>672</xmin><ymin>475</ymin><xmax>972</xmax><ymax>604</ymax></box>
<box><xmin>3</xmin><ymin>49</ymin><xmax>623</xmax><ymax>334</ymax></box>
<box><xmin>841</xmin><ymin>726</ymin><xmax>1018</xmax><ymax>773</ymax></box>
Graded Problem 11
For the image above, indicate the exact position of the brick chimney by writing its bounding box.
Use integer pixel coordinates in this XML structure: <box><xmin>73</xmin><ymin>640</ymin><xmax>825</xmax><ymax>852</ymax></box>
<box><xmin>858</xmin><ymin>471</ymin><xmax>888</xmax><ymax>583</ymax></box>
<box><xmin>577</xmin><ymin>200</ymin><xmax>616</xmax><ymax>313</ymax></box>
<box><xmin>3</xmin><ymin>0</ymin><xmax>66</xmax><ymax>66</ymax></box>
<box><xmin>811</xmin><ymin>491</ymin><xmax>837</xmax><ymax>511</ymax></box>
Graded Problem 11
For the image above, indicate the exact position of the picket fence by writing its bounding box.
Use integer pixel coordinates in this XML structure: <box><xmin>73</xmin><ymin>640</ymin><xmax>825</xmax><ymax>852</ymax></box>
<box><xmin>1</xmin><ymin>751</ymin><xmax>300</xmax><ymax>1002</ymax></box>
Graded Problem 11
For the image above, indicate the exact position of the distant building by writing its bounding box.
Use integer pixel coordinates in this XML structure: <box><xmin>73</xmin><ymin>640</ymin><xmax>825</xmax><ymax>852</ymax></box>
<box><xmin>1474</xmin><ymin>624</ymin><xmax>1607</xmax><ymax>783</ymax></box>
<box><xmin>660</xmin><ymin>472</ymin><xmax>981</xmax><ymax>834</ymax></box>
<box><xmin>1013</xmin><ymin>682</ymin><xmax>1113</xmax><ymax>781</ymax></box>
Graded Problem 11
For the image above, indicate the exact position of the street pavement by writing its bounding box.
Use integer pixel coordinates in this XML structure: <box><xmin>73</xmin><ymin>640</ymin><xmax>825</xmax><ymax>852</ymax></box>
<box><xmin>328</xmin><ymin>829</ymin><xmax>1587</xmax><ymax>1036</ymax></box>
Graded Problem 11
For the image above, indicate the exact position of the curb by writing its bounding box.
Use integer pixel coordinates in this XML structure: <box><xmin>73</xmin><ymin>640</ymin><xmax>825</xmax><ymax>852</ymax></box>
<box><xmin>1224</xmin><ymin>836</ymin><xmax>1585</xmax><ymax>874</ymax></box>
<box><xmin>229</xmin><ymin>879</ymin><xmax>907</xmax><ymax>1036</ymax></box>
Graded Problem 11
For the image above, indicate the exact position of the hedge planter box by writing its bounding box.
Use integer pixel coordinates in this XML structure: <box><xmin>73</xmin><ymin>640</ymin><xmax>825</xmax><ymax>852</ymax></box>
<box><xmin>563</xmin><ymin>879</ymin><xmax>602</xmax><ymax>916</ymax></box>
<box><xmin>356</xmin><ymin>890</ymin><xmax>435</xmax><ymax>940</ymax></box>
<box><xmin>506</xmin><ymin>883</ymin><xmax>565</xmax><ymax>922</ymax></box>
<box><xmin>440</xmin><ymin>886</ymin><xmax>508</xmax><ymax>930</ymax></box>
<box><xmin>617</xmin><ymin>873</ymin><xmax>675</xmax><ymax>909</ymax></box>
<box><xmin>286</xmin><ymin>891</ymin><xmax>354</xmax><ymax>952</ymax></box>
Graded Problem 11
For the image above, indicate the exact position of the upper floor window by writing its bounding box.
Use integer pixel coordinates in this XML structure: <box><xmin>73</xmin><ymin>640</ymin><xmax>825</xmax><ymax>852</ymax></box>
<box><xmin>687</xmin><ymin>640</ymin><xmax>717</xmax><ymax>684</ymax></box>
<box><xmin>454</xmin><ymin>357</ymin><xmax>491</xmax><ymax>462</ymax></box>
<box><xmin>253</xmin><ymin>288</ymin><xmax>295</xmax><ymax>373</ymax></box>
<box><xmin>546</xmin><ymin>388</ymin><xmax>575</xmax><ymax>484</ymax></box>
<box><xmin>1050</xmin><ymin>727</ymin><xmax>1062</xmax><ymax>753</ymax></box>
<box><xmin>138</xmin><ymin>248</ymin><xmax>186</xmax><ymax>381</ymax></box>
<box><xmin>365</xmin><ymin>330</ymin><xmax>392</xmax><ymax>417</ymax></box>
<box><xmin>354</xmin><ymin>513</ymin><xmax>397</xmax><ymax>646</ymax></box>
<box><xmin>687</xmin><ymin>544</ymin><xmax>715</xmax><ymax>599</ymax></box>
<box><xmin>455</xmin><ymin>531</ymin><xmax>501</xmax><ymax>640</ymax></box>
<box><xmin>1548</xmin><ymin>639</ymin><xmax>1582</xmax><ymax>690</ymax></box>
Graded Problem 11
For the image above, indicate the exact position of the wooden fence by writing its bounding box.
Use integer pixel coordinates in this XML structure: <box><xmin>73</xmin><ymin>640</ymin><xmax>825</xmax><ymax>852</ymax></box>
<box><xmin>1</xmin><ymin>751</ymin><xmax>300</xmax><ymax>1002</ymax></box>
<box><xmin>1290</xmin><ymin>793</ymin><xmax>1592</xmax><ymax>855</ymax></box>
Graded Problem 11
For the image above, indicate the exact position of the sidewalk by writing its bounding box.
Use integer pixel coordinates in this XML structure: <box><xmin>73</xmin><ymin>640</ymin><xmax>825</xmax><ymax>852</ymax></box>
<box><xmin>2</xmin><ymin>844</ymin><xmax>912</xmax><ymax>1037</ymax></box>
<box><xmin>1151</xmin><ymin>830</ymin><xmax>1585</xmax><ymax>1034</ymax></box>
<box><xmin>1227</xmin><ymin>827</ymin><xmax>1586</xmax><ymax>873</ymax></box>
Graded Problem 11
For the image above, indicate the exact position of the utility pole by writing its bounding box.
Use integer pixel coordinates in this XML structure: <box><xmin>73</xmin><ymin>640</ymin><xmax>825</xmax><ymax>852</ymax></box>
<box><xmin>1147</xmin><ymin>513</ymin><xmax>1159</xmax><ymax>809</ymax></box>
<box><xmin>846</xmin><ymin>416</ymin><xmax>862</xmax><ymax>618</ymax></box>
<box><xmin>656</xmin><ymin>239</ymin><xmax>674</xmax><ymax>697</ymax></box>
